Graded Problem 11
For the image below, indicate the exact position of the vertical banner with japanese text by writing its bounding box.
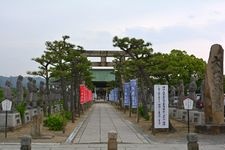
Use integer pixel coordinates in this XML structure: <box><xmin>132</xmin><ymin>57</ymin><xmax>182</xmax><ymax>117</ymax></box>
<box><xmin>154</xmin><ymin>85</ymin><xmax>169</xmax><ymax>128</ymax></box>
<box><xmin>130</xmin><ymin>79</ymin><xmax>138</xmax><ymax>108</ymax></box>
<box><xmin>80</xmin><ymin>85</ymin><xmax>93</xmax><ymax>104</ymax></box>
<box><xmin>109</xmin><ymin>90</ymin><xmax>112</xmax><ymax>101</ymax></box>
<box><xmin>114</xmin><ymin>88</ymin><xmax>119</xmax><ymax>102</ymax></box>
<box><xmin>79</xmin><ymin>85</ymin><xmax>85</xmax><ymax>104</ymax></box>
<box><xmin>124</xmin><ymin>83</ymin><xmax>130</xmax><ymax>106</ymax></box>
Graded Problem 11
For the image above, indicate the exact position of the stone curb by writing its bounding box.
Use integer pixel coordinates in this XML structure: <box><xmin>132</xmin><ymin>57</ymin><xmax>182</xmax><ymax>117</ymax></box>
<box><xmin>65</xmin><ymin>107</ymin><xmax>93</xmax><ymax>144</ymax></box>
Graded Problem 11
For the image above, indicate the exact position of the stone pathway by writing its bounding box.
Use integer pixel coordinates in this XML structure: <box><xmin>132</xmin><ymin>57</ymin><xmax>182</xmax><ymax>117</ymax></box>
<box><xmin>73</xmin><ymin>103</ymin><xmax>151</xmax><ymax>144</ymax></box>
<box><xmin>0</xmin><ymin>143</ymin><xmax>225</xmax><ymax>150</ymax></box>
<box><xmin>1</xmin><ymin>103</ymin><xmax>225</xmax><ymax>149</ymax></box>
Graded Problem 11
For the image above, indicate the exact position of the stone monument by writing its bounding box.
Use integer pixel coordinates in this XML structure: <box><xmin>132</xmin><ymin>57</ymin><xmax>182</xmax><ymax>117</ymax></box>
<box><xmin>195</xmin><ymin>44</ymin><xmax>225</xmax><ymax>134</ymax></box>
<box><xmin>27</xmin><ymin>77</ymin><xmax>33</xmax><ymax>108</ymax></box>
<box><xmin>3</xmin><ymin>80</ymin><xmax>13</xmax><ymax>111</ymax></box>
<box><xmin>31</xmin><ymin>115</ymin><xmax>41</xmax><ymax>138</ymax></box>
<box><xmin>188</xmin><ymin>76</ymin><xmax>197</xmax><ymax>101</ymax></box>
<box><xmin>32</xmin><ymin>79</ymin><xmax>38</xmax><ymax>108</ymax></box>
<box><xmin>3</xmin><ymin>80</ymin><xmax>13</xmax><ymax>100</ymax></box>
<box><xmin>204</xmin><ymin>44</ymin><xmax>224</xmax><ymax>124</ymax></box>
<box><xmin>16</xmin><ymin>75</ymin><xmax>24</xmax><ymax>105</ymax></box>
<box><xmin>177</xmin><ymin>80</ymin><xmax>185</xmax><ymax>108</ymax></box>
<box><xmin>39</xmin><ymin>81</ymin><xmax>45</xmax><ymax>107</ymax></box>
<box><xmin>169</xmin><ymin>85</ymin><xmax>176</xmax><ymax>106</ymax></box>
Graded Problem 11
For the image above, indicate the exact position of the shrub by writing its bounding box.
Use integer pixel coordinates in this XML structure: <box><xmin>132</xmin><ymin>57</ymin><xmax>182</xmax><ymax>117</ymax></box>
<box><xmin>138</xmin><ymin>105</ymin><xmax>150</xmax><ymax>120</ymax></box>
<box><xmin>15</xmin><ymin>101</ymin><xmax>26</xmax><ymax>124</ymax></box>
<box><xmin>0</xmin><ymin>88</ymin><xmax>3</xmax><ymax>102</ymax></box>
<box><xmin>44</xmin><ymin>114</ymin><xmax>65</xmax><ymax>131</ymax></box>
<box><xmin>63</xmin><ymin>111</ymin><xmax>72</xmax><ymax>120</ymax></box>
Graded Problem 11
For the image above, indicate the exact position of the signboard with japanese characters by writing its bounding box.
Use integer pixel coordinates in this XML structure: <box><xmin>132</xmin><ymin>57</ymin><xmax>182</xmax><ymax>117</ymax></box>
<box><xmin>2</xmin><ymin>99</ymin><xmax>12</xmax><ymax>111</ymax></box>
<box><xmin>183</xmin><ymin>98</ymin><xmax>194</xmax><ymax>110</ymax></box>
<box><xmin>154</xmin><ymin>85</ymin><xmax>169</xmax><ymax>128</ymax></box>
<box><xmin>130</xmin><ymin>79</ymin><xmax>138</xmax><ymax>108</ymax></box>
<box><xmin>124</xmin><ymin>82</ymin><xmax>130</xmax><ymax>106</ymax></box>
<box><xmin>80</xmin><ymin>85</ymin><xmax>93</xmax><ymax>104</ymax></box>
<box><xmin>80</xmin><ymin>85</ymin><xmax>85</xmax><ymax>104</ymax></box>
<box><xmin>114</xmin><ymin>88</ymin><xmax>119</xmax><ymax>102</ymax></box>
<box><xmin>109</xmin><ymin>88</ymin><xmax>119</xmax><ymax>102</ymax></box>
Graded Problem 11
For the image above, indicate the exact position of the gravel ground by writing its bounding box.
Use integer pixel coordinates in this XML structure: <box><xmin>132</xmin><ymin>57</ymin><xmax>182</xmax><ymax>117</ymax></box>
<box><xmin>0</xmin><ymin>112</ymin><xmax>88</xmax><ymax>143</ymax></box>
<box><xmin>1</xmin><ymin>105</ymin><xmax>225</xmax><ymax>145</ymax></box>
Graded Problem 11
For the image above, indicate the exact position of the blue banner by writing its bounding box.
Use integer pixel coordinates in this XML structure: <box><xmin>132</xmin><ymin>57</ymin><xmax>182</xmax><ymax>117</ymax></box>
<box><xmin>111</xmin><ymin>89</ymin><xmax>114</xmax><ymax>101</ymax></box>
<box><xmin>109</xmin><ymin>88</ymin><xmax>119</xmax><ymax>102</ymax></box>
<box><xmin>124</xmin><ymin>83</ymin><xmax>130</xmax><ymax>106</ymax></box>
<box><xmin>109</xmin><ymin>89</ymin><xmax>113</xmax><ymax>101</ymax></box>
<box><xmin>130</xmin><ymin>79</ymin><xmax>138</xmax><ymax>108</ymax></box>
<box><xmin>114</xmin><ymin>88</ymin><xmax>119</xmax><ymax>102</ymax></box>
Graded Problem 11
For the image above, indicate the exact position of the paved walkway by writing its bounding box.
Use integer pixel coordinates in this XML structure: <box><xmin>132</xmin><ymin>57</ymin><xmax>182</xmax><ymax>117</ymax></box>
<box><xmin>0</xmin><ymin>142</ymin><xmax>225</xmax><ymax>150</ymax></box>
<box><xmin>0</xmin><ymin>103</ymin><xmax>225</xmax><ymax>149</ymax></box>
<box><xmin>73</xmin><ymin>103</ymin><xmax>150</xmax><ymax>144</ymax></box>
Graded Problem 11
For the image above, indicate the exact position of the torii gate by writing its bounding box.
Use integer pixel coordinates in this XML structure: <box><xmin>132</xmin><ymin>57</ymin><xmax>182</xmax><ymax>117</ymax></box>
<box><xmin>83</xmin><ymin>50</ymin><xmax>128</xmax><ymax>99</ymax></box>
<box><xmin>83</xmin><ymin>50</ymin><xmax>128</xmax><ymax>67</ymax></box>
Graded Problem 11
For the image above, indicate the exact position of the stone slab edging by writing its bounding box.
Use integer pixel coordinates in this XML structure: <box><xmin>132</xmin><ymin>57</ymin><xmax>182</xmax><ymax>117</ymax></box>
<box><xmin>65</xmin><ymin>107</ymin><xmax>93</xmax><ymax>144</ymax></box>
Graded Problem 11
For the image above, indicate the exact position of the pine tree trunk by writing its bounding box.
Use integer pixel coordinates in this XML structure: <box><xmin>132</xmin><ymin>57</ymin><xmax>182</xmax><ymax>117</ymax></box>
<box><xmin>138</xmin><ymin>67</ymin><xmax>150</xmax><ymax>118</ymax></box>
<box><xmin>61</xmin><ymin>77</ymin><xmax>68</xmax><ymax>111</ymax></box>
<box><xmin>71</xmin><ymin>73</ymin><xmax>75</xmax><ymax>123</ymax></box>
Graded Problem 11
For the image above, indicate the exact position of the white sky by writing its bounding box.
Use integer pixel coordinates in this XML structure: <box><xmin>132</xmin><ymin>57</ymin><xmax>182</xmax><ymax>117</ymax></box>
<box><xmin>0</xmin><ymin>0</ymin><xmax>225</xmax><ymax>76</ymax></box>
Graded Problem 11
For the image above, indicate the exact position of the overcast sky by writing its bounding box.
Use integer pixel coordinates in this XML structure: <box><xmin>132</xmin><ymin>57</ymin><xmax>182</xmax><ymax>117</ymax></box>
<box><xmin>0</xmin><ymin>0</ymin><xmax>225</xmax><ymax>76</ymax></box>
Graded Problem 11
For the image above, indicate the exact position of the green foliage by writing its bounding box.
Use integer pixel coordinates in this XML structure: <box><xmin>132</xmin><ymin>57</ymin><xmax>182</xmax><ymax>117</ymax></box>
<box><xmin>63</xmin><ymin>111</ymin><xmax>72</xmax><ymax>120</ymax></box>
<box><xmin>44</xmin><ymin>36</ymin><xmax>93</xmax><ymax>110</ymax></box>
<box><xmin>148</xmin><ymin>50</ymin><xmax>206</xmax><ymax>86</ymax></box>
<box><xmin>0</xmin><ymin>88</ymin><xmax>3</xmax><ymax>102</ymax></box>
<box><xmin>15</xmin><ymin>102</ymin><xmax>26</xmax><ymax>123</ymax></box>
<box><xmin>113</xmin><ymin>36</ymin><xmax>206</xmax><ymax>87</ymax></box>
<box><xmin>113</xmin><ymin>36</ymin><xmax>153</xmax><ymax>81</ymax></box>
<box><xmin>113</xmin><ymin>36</ymin><xmax>154</xmax><ymax>115</ymax></box>
<box><xmin>44</xmin><ymin>114</ymin><xmax>65</xmax><ymax>131</ymax></box>
<box><xmin>28</xmin><ymin>35</ymin><xmax>93</xmax><ymax>112</ymax></box>
<box><xmin>113</xmin><ymin>36</ymin><xmax>206</xmax><ymax>122</ymax></box>
<box><xmin>44</xmin><ymin>111</ymin><xmax>72</xmax><ymax>131</ymax></box>
<box><xmin>138</xmin><ymin>105</ymin><xmax>150</xmax><ymax>120</ymax></box>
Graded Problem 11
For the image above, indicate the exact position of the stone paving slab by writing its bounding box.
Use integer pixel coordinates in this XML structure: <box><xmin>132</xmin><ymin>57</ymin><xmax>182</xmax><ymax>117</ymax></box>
<box><xmin>74</xmin><ymin>103</ymin><xmax>149</xmax><ymax>144</ymax></box>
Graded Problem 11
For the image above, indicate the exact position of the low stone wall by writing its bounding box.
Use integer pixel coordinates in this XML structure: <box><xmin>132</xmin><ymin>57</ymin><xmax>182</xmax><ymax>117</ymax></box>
<box><xmin>189</xmin><ymin>110</ymin><xmax>205</xmax><ymax>125</ymax></box>
<box><xmin>169</xmin><ymin>108</ymin><xmax>205</xmax><ymax>125</ymax></box>
<box><xmin>24</xmin><ymin>110</ymin><xmax>31</xmax><ymax>123</ymax></box>
<box><xmin>0</xmin><ymin>104</ymin><xmax>61</xmax><ymax>130</ymax></box>
<box><xmin>0</xmin><ymin>112</ymin><xmax>22</xmax><ymax>130</ymax></box>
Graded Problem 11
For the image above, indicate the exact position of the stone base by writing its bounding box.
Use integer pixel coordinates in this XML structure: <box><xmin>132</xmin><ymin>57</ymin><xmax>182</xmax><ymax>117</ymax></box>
<box><xmin>195</xmin><ymin>124</ymin><xmax>225</xmax><ymax>134</ymax></box>
<box><xmin>0</xmin><ymin>112</ymin><xmax>22</xmax><ymax>130</ymax></box>
<box><xmin>169</xmin><ymin>108</ymin><xmax>205</xmax><ymax>125</ymax></box>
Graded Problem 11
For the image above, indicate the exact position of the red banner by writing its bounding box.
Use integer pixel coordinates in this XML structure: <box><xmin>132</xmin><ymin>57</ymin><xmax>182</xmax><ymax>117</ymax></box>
<box><xmin>80</xmin><ymin>85</ymin><xmax>85</xmax><ymax>104</ymax></box>
<box><xmin>80</xmin><ymin>84</ymin><xmax>93</xmax><ymax>104</ymax></box>
<box><xmin>88</xmin><ymin>90</ymin><xmax>92</xmax><ymax>102</ymax></box>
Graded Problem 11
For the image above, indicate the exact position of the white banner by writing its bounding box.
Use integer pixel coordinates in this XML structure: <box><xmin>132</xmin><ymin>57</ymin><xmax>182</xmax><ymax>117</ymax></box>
<box><xmin>154</xmin><ymin>85</ymin><xmax>169</xmax><ymax>128</ymax></box>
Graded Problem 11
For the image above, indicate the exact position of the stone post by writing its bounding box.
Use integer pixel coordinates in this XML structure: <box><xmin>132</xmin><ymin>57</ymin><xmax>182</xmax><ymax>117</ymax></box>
<box><xmin>20</xmin><ymin>135</ymin><xmax>31</xmax><ymax>150</ymax></box>
<box><xmin>187</xmin><ymin>133</ymin><xmax>199</xmax><ymax>150</ymax></box>
<box><xmin>108</xmin><ymin>131</ymin><xmax>117</xmax><ymax>150</ymax></box>
<box><xmin>31</xmin><ymin>115</ymin><xmax>41</xmax><ymax>138</ymax></box>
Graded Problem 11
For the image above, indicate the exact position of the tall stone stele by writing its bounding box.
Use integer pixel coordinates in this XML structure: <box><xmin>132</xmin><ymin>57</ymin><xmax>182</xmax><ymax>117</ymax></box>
<box><xmin>204</xmin><ymin>44</ymin><xmax>224</xmax><ymax>124</ymax></box>
<box><xmin>16</xmin><ymin>75</ymin><xmax>24</xmax><ymax>105</ymax></box>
